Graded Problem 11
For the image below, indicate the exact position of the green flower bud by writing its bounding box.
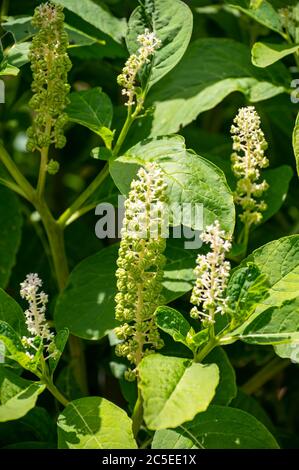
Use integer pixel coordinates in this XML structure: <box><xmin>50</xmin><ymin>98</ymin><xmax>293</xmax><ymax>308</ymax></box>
<box><xmin>26</xmin><ymin>2</ymin><xmax>71</xmax><ymax>154</ymax></box>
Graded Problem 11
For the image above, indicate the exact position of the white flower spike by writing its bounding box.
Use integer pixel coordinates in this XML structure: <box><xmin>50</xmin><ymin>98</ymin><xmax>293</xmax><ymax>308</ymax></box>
<box><xmin>20</xmin><ymin>273</ymin><xmax>54</xmax><ymax>349</ymax></box>
<box><xmin>190</xmin><ymin>220</ymin><xmax>231</xmax><ymax>326</ymax></box>
<box><xmin>117</xmin><ymin>28</ymin><xmax>161</xmax><ymax>107</ymax></box>
<box><xmin>231</xmin><ymin>106</ymin><xmax>269</xmax><ymax>228</ymax></box>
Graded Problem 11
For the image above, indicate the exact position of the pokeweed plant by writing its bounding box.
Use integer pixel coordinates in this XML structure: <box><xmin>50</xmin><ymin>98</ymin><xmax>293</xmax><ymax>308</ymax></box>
<box><xmin>0</xmin><ymin>0</ymin><xmax>299</xmax><ymax>450</ymax></box>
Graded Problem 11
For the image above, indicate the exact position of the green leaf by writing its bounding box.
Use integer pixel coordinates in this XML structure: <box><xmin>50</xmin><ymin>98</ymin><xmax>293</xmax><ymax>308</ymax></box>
<box><xmin>66</xmin><ymin>88</ymin><xmax>113</xmax><ymax>145</ymax></box>
<box><xmin>55</xmin><ymin>0</ymin><xmax>126</xmax><ymax>44</ymax></box>
<box><xmin>0</xmin><ymin>321</ymin><xmax>39</xmax><ymax>373</ymax></box>
<box><xmin>6</xmin><ymin>42</ymin><xmax>30</xmax><ymax>68</ymax></box>
<box><xmin>261</xmin><ymin>166</ymin><xmax>293</xmax><ymax>223</ymax></box>
<box><xmin>0</xmin><ymin>368</ymin><xmax>45</xmax><ymax>422</ymax></box>
<box><xmin>55</xmin><ymin>240</ymin><xmax>197</xmax><ymax>340</ymax></box>
<box><xmin>110</xmin><ymin>135</ymin><xmax>235</xmax><ymax>234</ymax></box>
<box><xmin>91</xmin><ymin>147</ymin><xmax>113</xmax><ymax>161</ymax></box>
<box><xmin>126</xmin><ymin>0</ymin><xmax>193</xmax><ymax>88</ymax></box>
<box><xmin>293</xmin><ymin>112</ymin><xmax>299</xmax><ymax>178</ymax></box>
<box><xmin>252</xmin><ymin>42</ymin><xmax>299</xmax><ymax>68</ymax></box>
<box><xmin>0</xmin><ymin>186</ymin><xmax>22</xmax><ymax>288</ymax></box>
<box><xmin>155</xmin><ymin>306</ymin><xmax>193</xmax><ymax>348</ymax></box>
<box><xmin>0</xmin><ymin>289</ymin><xmax>26</xmax><ymax>336</ymax></box>
<box><xmin>240</xmin><ymin>235</ymin><xmax>299</xmax><ymax>316</ymax></box>
<box><xmin>227</xmin><ymin>263</ymin><xmax>269</xmax><ymax>329</ymax></box>
<box><xmin>226</xmin><ymin>0</ymin><xmax>284</xmax><ymax>35</ymax></box>
<box><xmin>139</xmin><ymin>354</ymin><xmax>219</xmax><ymax>430</ymax></box>
<box><xmin>239</xmin><ymin>297</ymin><xmax>299</xmax><ymax>345</ymax></box>
<box><xmin>152</xmin><ymin>405</ymin><xmax>279</xmax><ymax>448</ymax></box>
<box><xmin>204</xmin><ymin>348</ymin><xmax>237</xmax><ymax>406</ymax></box>
<box><xmin>231</xmin><ymin>390</ymin><xmax>276</xmax><ymax>435</ymax></box>
<box><xmin>145</xmin><ymin>38</ymin><xmax>288</xmax><ymax>136</ymax></box>
<box><xmin>57</xmin><ymin>397</ymin><xmax>137</xmax><ymax>449</ymax></box>
<box><xmin>48</xmin><ymin>328</ymin><xmax>69</xmax><ymax>377</ymax></box>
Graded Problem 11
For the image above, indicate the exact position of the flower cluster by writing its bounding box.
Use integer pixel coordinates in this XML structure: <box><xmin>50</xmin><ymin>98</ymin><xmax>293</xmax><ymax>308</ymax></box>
<box><xmin>114</xmin><ymin>163</ymin><xmax>168</xmax><ymax>380</ymax></box>
<box><xmin>20</xmin><ymin>273</ymin><xmax>54</xmax><ymax>355</ymax></box>
<box><xmin>190</xmin><ymin>221</ymin><xmax>231</xmax><ymax>326</ymax></box>
<box><xmin>231</xmin><ymin>106</ymin><xmax>269</xmax><ymax>228</ymax></box>
<box><xmin>26</xmin><ymin>2</ymin><xmax>71</xmax><ymax>154</ymax></box>
<box><xmin>117</xmin><ymin>28</ymin><xmax>161</xmax><ymax>107</ymax></box>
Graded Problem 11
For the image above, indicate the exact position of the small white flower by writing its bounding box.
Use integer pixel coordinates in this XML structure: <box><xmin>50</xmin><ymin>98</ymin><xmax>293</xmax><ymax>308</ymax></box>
<box><xmin>117</xmin><ymin>28</ymin><xmax>161</xmax><ymax>107</ymax></box>
<box><xmin>190</xmin><ymin>221</ymin><xmax>231</xmax><ymax>325</ymax></box>
<box><xmin>231</xmin><ymin>106</ymin><xmax>269</xmax><ymax>227</ymax></box>
<box><xmin>20</xmin><ymin>273</ymin><xmax>54</xmax><ymax>349</ymax></box>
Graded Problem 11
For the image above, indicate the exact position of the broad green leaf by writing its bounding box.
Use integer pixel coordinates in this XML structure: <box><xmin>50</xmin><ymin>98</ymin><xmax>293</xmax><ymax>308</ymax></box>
<box><xmin>226</xmin><ymin>0</ymin><xmax>284</xmax><ymax>35</ymax></box>
<box><xmin>240</xmin><ymin>236</ymin><xmax>299</xmax><ymax>316</ymax></box>
<box><xmin>0</xmin><ymin>368</ymin><xmax>45</xmax><ymax>422</ymax></box>
<box><xmin>0</xmin><ymin>289</ymin><xmax>26</xmax><ymax>336</ymax></box>
<box><xmin>231</xmin><ymin>390</ymin><xmax>276</xmax><ymax>435</ymax></box>
<box><xmin>55</xmin><ymin>0</ymin><xmax>126</xmax><ymax>44</ymax></box>
<box><xmin>55</xmin><ymin>240</ymin><xmax>197</xmax><ymax>340</ymax></box>
<box><xmin>293</xmin><ymin>112</ymin><xmax>299</xmax><ymax>177</ymax></box>
<box><xmin>139</xmin><ymin>354</ymin><xmax>219</xmax><ymax>430</ymax></box>
<box><xmin>0</xmin><ymin>406</ymin><xmax>56</xmax><ymax>448</ymax></box>
<box><xmin>204</xmin><ymin>348</ymin><xmax>237</xmax><ymax>406</ymax></box>
<box><xmin>152</xmin><ymin>405</ymin><xmax>279</xmax><ymax>448</ymax></box>
<box><xmin>0</xmin><ymin>321</ymin><xmax>39</xmax><ymax>373</ymax></box>
<box><xmin>227</xmin><ymin>263</ymin><xmax>269</xmax><ymax>329</ymax></box>
<box><xmin>57</xmin><ymin>397</ymin><xmax>137</xmax><ymax>449</ymax></box>
<box><xmin>126</xmin><ymin>0</ymin><xmax>193</xmax><ymax>88</ymax></box>
<box><xmin>0</xmin><ymin>186</ymin><xmax>22</xmax><ymax>288</ymax></box>
<box><xmin>6</xmin><ymin>42</ymin><xmax>30</xmax><ymax>68</ymax></box>
<box><xmin>145</xmin><ymin>39</ymin><xmax>288</xmax><ymax>136</ymax></box>
<box><xmin>261</xmin><ymin>166</ymin><xmax>293</xmax><ymax>223</ymax></box>
<box><xmin>239</xmin><ymin>297</ymin><xmax>299</xmax><ymax>345</ymax></box>
<box><xmin>155</xmin><ymin>306</ymin><xmax>193</xmax><ymax>348</ymax></box>
<box><xmin>110</xmin><ymin>135</ymin><xmax>235</xmax><ymax>234</ymax></box>
<box><xmin>252</xmin><ymin>42</ymin><xmax>299</xmax><ymax>68</ymax></box>
<box><xmin>48</xmin><ymin>328</ymin><xmax>69</xmax><ymax>377</ymax></box>
<box><xmin>66</xmin><ymin>88</ymin><xmax>113</xmax><ymax>146</ymax></box>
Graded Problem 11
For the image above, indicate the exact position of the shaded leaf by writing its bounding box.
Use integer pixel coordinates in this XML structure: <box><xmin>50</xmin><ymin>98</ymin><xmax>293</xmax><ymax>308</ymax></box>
<box><xmin>152</xmin><ymin>405</ymin><xmax>279</xmax><ymax>448</ymax></box>
<box><xmin>57</xmin><ymin>397</ymin><xmax>137</xmax><ymax>449</ymax></box>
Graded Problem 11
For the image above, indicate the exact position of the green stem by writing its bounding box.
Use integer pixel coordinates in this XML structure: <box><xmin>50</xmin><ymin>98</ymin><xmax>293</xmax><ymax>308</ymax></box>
<box><xmin>37</xmin><ymin>146</ymin><xmax>49</xmax><ymax>198</ymax></box>
<box><xmin>132</xmin><ymin>388</ymin><xmax>143</xmax><ymax>439</ymax></box>
<box><xmin>0</xmin><ymin>177</ymin><xmax>28</xmax><ymax>200</ymax></box>
<box><xmin>36</xmin><ymin>199</ymin><xmax>88</xmax><ymax>395</ymax></box>
<box><xmin>242</xmin><ymin>357</ymin><xmax>290</xmax><ymax>395</ymax></box>
<box><xmin>112</xmin><ymin>107</ymin><xmax>134</xmax><ymax>157</ymax></box>
<box><xmin>0</xmin><ymin>144</ymin><xmax>35</xmax><ymax>201</ymax></box>
<box><xmin>44</xmin><ymin>378</ymin><xmax>69</xmax><ymax>407</ymax></box>
<box><xmin>195</xmin><ymin>337</ymin><xmax>218</xmax><ymax>363</ymax></box>
<box><xmin>58</xmin><ymin>163</ymin><xmax>109</xmax><ymax>228</ymax></box>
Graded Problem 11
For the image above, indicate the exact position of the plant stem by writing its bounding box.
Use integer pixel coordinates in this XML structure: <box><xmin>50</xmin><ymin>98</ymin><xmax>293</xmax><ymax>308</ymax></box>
<box><xmin>0</xmin><ymin>144</ymin><xmax>35</xmax><ymax>200</ymax></box>
<box><xmin>242</xmin><ymin>357</ymin><xmax>290</xmax><ymax>395</ymax></box>
<box><xmin>132</xmin><ymin>388</ymin><xmax>143</xmax><ymax>439</ymax></box>
<box><xmin>44</xmin><ymin>378</ymin><xmax>69</xmax><ymax>407</ymax></box>
<box><xmin>0</xmin><ymin>177</ymin><xmax>28</xmax><ymax>199</ymax></box>
<box><xmin>195</xmin><ymin>337</ymin><xmax>218</xmax><ymax>363</ymax></box>
<box><xmin>112</xmin><ymin>107</ymin><xmax>133</xmax><ymax>157</ymax></box>
<box><xmin>58</xmin><ymin>163</ymin><xmax>109</xmax><ymax>228</ymax></box>
<box><xmin>37</xmin><ymin>146</ymin><xmax>49</xmax><ymax>198</ymax></box>
<box><xmin>36</xmin><ymin>199</ymin><xmax>88</xmax><ymax>395</ymax></box>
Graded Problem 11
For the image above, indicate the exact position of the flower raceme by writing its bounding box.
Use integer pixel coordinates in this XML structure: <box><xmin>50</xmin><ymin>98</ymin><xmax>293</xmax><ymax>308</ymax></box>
<box><xmin>114</xmin><ymin>163</ymin><xmax>167</xmax><ymax>381</ymax></box>
<box><xmin>190</xmin><ymin>221</ymin><xmax>232</xmax><ymax>326</ymax></box>
<box><xmin>117</xmin><ymin>28</ymin><xmax>161</xmax><ymax>107</ymax></box>
<box><xmin>20</xmin><ymin>273</ymin><xmax>54</xmax><ymax>355</ymax></box>
<box><xmin>26</xmin><ymin>2</ymin><xmax>71</xmax><ymax>154</ymax></box>
<box><xmin>231</xmin><ymin>106</ymin><xmax>269</xmax><ymax>228</ymax></box>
